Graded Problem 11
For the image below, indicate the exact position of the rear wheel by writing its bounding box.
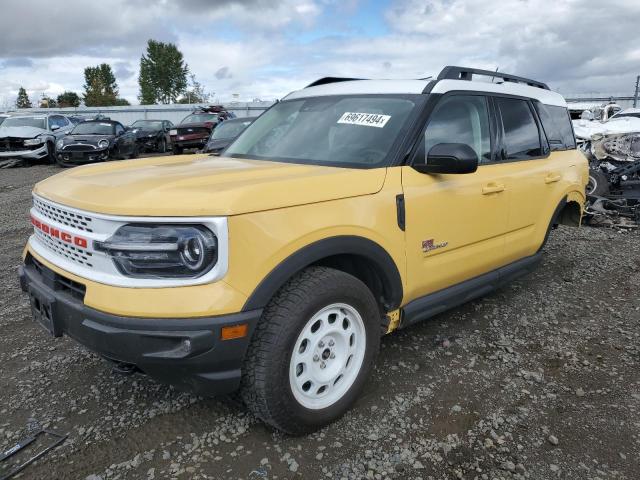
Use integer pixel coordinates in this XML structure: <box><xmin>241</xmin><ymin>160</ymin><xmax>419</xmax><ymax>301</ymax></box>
<box><xmin>587</xmin><ymin>170</ymin><xmax>610</xmax><ymax>196</ymax></box>
<box><xmin>240</xmin><ymin>267</ymin><xmax>380</xmax><ymax>435</ymax></box>
<box><xmin>129</xmin><ymin>144</ymin><xmax>139</xmax><ymax>159</ymax></box>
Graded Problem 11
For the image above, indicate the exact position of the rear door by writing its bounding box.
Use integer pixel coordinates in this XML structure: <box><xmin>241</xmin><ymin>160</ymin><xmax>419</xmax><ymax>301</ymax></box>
<box><xmin>491</xmin><ymin>96</ymin><xmax>568</xmax><ymax>262</ymax></box>
<box><xmin>401</xmin><ymin>93</ymin><xmax>509</xmax><ymax>302</ymax></box>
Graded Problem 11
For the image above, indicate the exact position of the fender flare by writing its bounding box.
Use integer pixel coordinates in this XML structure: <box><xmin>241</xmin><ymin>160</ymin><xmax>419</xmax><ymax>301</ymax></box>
<box><xmin>242</xmin><ymin>236</ymin><xmax>403</xmax><ymax>312</ymax></box>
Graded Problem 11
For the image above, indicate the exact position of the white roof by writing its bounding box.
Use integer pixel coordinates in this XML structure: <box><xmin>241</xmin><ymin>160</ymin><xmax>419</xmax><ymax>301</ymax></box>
<box><xmin>284</xmin><ymin>78</ymin><xmax>566</xmax><ymax>107</ymax></box>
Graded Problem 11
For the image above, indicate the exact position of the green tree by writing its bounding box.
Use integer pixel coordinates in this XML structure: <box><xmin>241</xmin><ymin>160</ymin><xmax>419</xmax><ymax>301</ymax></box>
<box><xmin>83</xmin><ymin>63</ymin><xmax>119</xmax><ymax>106</ymax></box>
<box><xmin>57</xmin><ymin>91</ymin><xmax>81</xmax><ymax>107</ymax></box>
<box><xmin>138</xmin><ymin>39</ymin><xmax>189</xmax><ymax>104</ymax></box>
<box><xmin>177</xmin><ymin>74</ymin><xmax>208</xmax><ymax>104</ymax></box>
<box><xmin>16</xmin><ymin>87</ymin><xmax>32</xmax><ymax>108</ymax></box>
<box><xmin>113</xmin><ymin>97</ymin><xmax>131</xmax><ymax>106</ymax></box>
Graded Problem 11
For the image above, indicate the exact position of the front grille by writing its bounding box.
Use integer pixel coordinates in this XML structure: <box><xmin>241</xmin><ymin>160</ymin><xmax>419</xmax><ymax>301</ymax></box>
<box><xmin>0</xmin><ymin>138</ymin><xmax>29</xmax><ymax>152</ymax></box>
<box><xmin>27</xmin><ymin>254</ymin><xmax>86</xmax><ymax>301</ymax></box>
<box><xmin>33</xmin><ymin>197</ymin><xmax>94</xmax><ymax>232</ymax></box>
<box><xmin>33</xmin><ymin>229</ymin><xmax>94</xmax><ymax>267</ymax></box>
<box><xmin>177</xmin><ymin>127</ymin><xmax>208</xmax><ymax>135</ymax></box>
<box><xmin>63</xmin><ymin>144</ymin><xmax>96</xmax><ymax>152</ymax></box>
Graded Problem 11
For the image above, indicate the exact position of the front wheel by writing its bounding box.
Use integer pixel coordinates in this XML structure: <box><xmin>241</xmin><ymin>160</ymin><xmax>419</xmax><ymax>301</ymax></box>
<box><xmin>240</xmin><ymin>267</ymin><xmax>380</xmax><ymax>435</ymax></box>
<box><xmin>173</xmin><ymin>145</ymin><xmax>183</xmax><ymax>155</ymax></box>
<box><xmin>129</xmin><ymin>144</ymin><xmax>139</xmax><ymax>159</ymax></box>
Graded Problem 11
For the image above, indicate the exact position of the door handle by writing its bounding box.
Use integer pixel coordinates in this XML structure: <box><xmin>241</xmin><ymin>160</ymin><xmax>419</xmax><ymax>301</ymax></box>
<box><xmin>482</xmin><ymin>182</ymin><xmax>505</xmax><ymax>195</ymax></box>
<box><xmin>545</xmin><ymin>173</ymin><xmax>562</xmax><ymax>184</ymax></box>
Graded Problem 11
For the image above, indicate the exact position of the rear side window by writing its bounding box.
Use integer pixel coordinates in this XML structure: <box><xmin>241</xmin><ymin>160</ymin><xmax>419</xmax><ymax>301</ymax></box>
<box><xmin>496</xmin><ymin>97</ymin><xmax>543</xmax><ymax>160</ymax></box>
<box><xmin>534</xmin><ymin>103</ymin><xmax>576</xmax><ymax>150</ymax></box>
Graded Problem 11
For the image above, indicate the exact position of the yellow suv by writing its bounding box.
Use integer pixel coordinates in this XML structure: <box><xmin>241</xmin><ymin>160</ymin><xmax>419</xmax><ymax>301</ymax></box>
<box><xmin>19</xmin><ymin>66</ymin><xmax>587</xmax><ymax>434</ymax></box>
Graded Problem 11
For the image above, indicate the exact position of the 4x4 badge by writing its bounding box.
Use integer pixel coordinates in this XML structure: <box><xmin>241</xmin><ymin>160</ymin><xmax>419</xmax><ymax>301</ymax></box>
<box><xmin>422</xmin><ymin>239</ymin><xmax>448</xmax><ymax>253</ymax></box>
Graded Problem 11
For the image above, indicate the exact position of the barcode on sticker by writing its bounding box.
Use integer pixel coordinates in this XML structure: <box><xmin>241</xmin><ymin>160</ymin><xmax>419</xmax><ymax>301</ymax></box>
<box><xmin>337</xmin><ymin>112</ymin><xmax>391</xmax><ymax>128</ymax></box>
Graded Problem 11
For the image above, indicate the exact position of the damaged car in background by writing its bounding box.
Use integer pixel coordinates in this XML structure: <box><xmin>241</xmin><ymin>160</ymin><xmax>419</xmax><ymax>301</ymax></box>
<box><xmin>573</xmin><ymin>108</ymin><xmax>640</xmax><ymax>228</ymax></box>
<box><xmin>130</xmin><ymin>119</ymin><xmax>174</xmax><ymax>153</ymax></box>
<box><xmin>56</xmin><ymin>120</ymin><xmax>138</xmax><ymax>167</ymax></box>
<box><xmin>0</xmin><ymin>114</ymin><xmax>73</xmax><ymax>168</ymax></box>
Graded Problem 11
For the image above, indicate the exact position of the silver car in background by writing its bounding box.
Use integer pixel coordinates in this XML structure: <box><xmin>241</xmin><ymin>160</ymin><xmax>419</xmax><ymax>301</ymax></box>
<box><xmin>0</xmin><ymin>114</ymin><xmax>74</xmax><ymax>163</ymax></box>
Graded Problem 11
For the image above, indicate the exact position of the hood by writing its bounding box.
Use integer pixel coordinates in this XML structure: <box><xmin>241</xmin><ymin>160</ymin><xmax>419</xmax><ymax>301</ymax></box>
<box><xmin>573</xmin><ymin>117</ymin><xmax>640</xmax><ymax>140</ymax></box>
<box><xmin>33</xmin><ymin>154</ymin><xmax>387</xmax><ymax>216</ymax></box>
<box><xmin>0</xmin><ymin>126</ymin><xmax>48</xmax><ymax>139</ymax></box>
<box><xmin>63</xmin><ymin>134</ymin><xmax>113</xmax><ymax>145</ymax></box>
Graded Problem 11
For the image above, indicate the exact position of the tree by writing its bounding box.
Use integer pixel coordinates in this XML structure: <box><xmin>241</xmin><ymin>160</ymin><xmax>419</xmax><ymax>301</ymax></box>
<box><xmin>83</xmin><ymin>63</ymin><xmax>119</xmax><ymax>106</ymax></box>
<box><xmin>57</xmin><ymin>91</ymin><xmax>81</xmax><ymax>107</ymax></box>
<box><xmin>39</xmin><ymin>97</ymin><xmax>58</xmax><ymax>108</ymax></box>
<box><xmin>138</xmin><ymin>39</ymin><xmax>189</xmax><ymax>104</ymax></box>
<box><xmin>177</xmin><ymin>74</ymin><xmax>208</xmax><ymax>104</ymax></box>
<box><xmin>113</xmin><ymin>97</ymin><xmax>130</xmax><ymax>106</ymax></box>
<box><xmin>16</xmin><ymin>87</ymin><xmax>32</xmax><ymax>108</ymax></box>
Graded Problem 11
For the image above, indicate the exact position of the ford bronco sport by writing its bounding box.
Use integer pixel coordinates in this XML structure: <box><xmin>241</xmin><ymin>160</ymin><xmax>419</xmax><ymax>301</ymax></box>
<box><xmin>19</xmin><ymin>66</ymin><xmax>587</xmax><ymax>434</ymax></box>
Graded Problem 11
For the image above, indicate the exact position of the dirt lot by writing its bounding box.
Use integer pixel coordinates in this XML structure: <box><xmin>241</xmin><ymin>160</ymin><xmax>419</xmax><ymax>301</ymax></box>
<box><xmin>1</xmin><ymin>164</ymin><xmax>639</xmax><ymax>480</ymax></box>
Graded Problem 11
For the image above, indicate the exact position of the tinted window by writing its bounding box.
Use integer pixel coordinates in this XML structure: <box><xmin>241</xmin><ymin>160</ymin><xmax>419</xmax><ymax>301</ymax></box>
<box><xmin>226</xmin><ymin>95</ymin><xmax>421</xmax><ymax>168</ymax></box>
<box><xmin>496</xmin><ymin>98</ymin><xmax>542</xmax><ymax>160</ymax></box>
<box><xmin>421</xmin><ymin>95</ymin><xmax>491</xmax><ymax>164</ymax></box>
<box><xmin>534</xmin><ymin>103</ymin><xmax>576</xmax><ymax>150</ymax></box>
<box><xmin>211</xmin><ymin>119</ymin><xmax>253</xmax><ymax>140</ymax></box>
<box><xmin>181</xmin><ymin>113</ymin><xmax>218</xmax><ymax>124</ymax></box>
<box><xmin>115</xmin><ymin>124</ymin><xmax>125</xmax><ymax>135</ymax></box>
<box><xmin>71</xmin><ymin>122</ymin><xmax>115</xmax><ymax>135</ymax></box>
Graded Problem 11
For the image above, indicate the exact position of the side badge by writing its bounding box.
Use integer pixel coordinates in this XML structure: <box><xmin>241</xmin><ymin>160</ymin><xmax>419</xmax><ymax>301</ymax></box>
<box><xmin>422</xmin><ymin>239</ymin><xmax>448</xmax><ymax>253</ymax></box>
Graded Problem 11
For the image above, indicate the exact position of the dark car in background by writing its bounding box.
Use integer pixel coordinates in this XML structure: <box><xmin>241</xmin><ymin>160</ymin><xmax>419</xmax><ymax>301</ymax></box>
<box><xmin>169</xmin><ymin>106</ymin><xmax>234</xmax><ymax>154</ymax></box>
<box><xmin>131</xmin><ymin>119</ymin><xmax>173</xmax><ymax>153</ymax></box>
<box><xmin>56</xmin><ymin>120</ymin><xmax>138</xmax><ymax>167</ymax></box>
<box><xmin>204</xmin><ymin>116</ymin><xmax>256</xmax><ymax>155</ymax></box>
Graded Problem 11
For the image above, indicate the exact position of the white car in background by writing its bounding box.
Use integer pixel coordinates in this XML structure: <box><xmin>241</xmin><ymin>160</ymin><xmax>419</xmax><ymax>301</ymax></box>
<box><xmin>0</xmin><ymin>114</ymin><xmax>74</xmax><ymax>163</ymax></box>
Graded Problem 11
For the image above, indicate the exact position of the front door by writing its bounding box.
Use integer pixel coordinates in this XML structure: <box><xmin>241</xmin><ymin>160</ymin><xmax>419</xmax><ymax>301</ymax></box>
<box><xmin>402</xmin><ymin>93</ymin><xmax>509</xmax><ymax>302</ymax></box>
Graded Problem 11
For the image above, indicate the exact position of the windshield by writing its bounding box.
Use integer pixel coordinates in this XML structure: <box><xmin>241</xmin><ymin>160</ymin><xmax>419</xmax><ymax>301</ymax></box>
<box><xmin>225</xmin><ymin>95</ymin><xmax>421</xmax><ymax>168</ymax></box>
<box><xmin>2</xmin><ymin>116</ymin><xmax>46</xmax><ymax>129</ymax></box>
<box><xmin>71</xmin><ymin>122</ymin><xmax>115</xmax><ymax>135</ymax></box>
<box><xmin>211</xmin><ymin>119</ymin><xmax>253</xmax><ymax>140</ymax></box>
<box><xmin>181</xmin><ymin>113</ymin><xmax>218</xmax><ymax>124</ymax></box>
<box><xmin>132</xmin><ymin>120</ymin><xmax>163</xmax><ymax>129</ymax></box>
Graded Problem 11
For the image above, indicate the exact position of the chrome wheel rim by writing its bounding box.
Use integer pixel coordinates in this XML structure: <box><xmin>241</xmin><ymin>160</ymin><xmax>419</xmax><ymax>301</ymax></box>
<box><xmin>289</xmin><ymin>303</ymin><xmax>366</xmax><ymax>410</ymax></box>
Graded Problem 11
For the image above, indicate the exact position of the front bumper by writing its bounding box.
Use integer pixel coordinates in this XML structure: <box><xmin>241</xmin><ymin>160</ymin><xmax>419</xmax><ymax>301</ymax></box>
<box><xmin>0</xmin><ymin>143</ymin><xmax>48</xmax><ymax>160</ymax></box>
<box><xmin>171</xmin><ymin>135</ymin><xmax>208</xmax><ymax>149</ymax></box>
<box><xmin>19</xmin><ymin>255</ymin><xmax>262</xmax><ymax>396</ymax></box>
<box><xmin>57</xmin><ymin>149</ymin><xmax>109</xmax><ymax>164</ymax></box>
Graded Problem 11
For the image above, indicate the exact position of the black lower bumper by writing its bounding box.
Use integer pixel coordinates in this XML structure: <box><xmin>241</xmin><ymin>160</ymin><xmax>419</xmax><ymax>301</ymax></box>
<box><xmin>19</xmin><ymin>257</ymin><xmax>261</xmax><ymax>396</ymax></box>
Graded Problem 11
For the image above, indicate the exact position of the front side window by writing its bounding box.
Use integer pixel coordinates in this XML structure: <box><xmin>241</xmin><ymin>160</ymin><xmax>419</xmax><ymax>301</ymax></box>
<box><xmin>226</xmin><ymin>95</ymin><xmax>422</xmax><ymax>168</ymax></box>
<box><xmin>420</xmin><ymin>95</ymin><xmax>491</xmax><ymax>164</ymax></box>
<box><xmin>496</xmin><ymin>97</ymin><xmax>543</xmax><ymax>160</ymax></box>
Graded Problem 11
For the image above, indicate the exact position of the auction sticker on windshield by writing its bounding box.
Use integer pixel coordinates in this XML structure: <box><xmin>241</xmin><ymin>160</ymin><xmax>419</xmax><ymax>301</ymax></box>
<box><xmin>337</xmin><ymin>112</ymin><xmax>391</xmax><ymax>128</ymax></box>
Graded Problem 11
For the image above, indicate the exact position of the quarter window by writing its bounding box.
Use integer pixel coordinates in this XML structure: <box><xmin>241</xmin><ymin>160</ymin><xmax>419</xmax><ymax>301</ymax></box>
<box><xmin>534</xmin><ymin>103</ymin><xmax>576</xmax><ymax>150</ymax></box>
<box><xmin>496</xmin><ymin>98</ymin><xmax>543</xmax><ymax>160</ymax></box>
<box><xmin>421</xmin><ymin>95</ymin><xmax>491</xmax><ymax>164</ymax></box>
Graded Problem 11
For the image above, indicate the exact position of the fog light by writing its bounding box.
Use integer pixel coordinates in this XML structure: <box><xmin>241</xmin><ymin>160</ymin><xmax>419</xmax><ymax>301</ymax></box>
<box><xmin>221</xmin><ymin>324</ymin><xmax>248</xmax><ymax>340</ymax></box>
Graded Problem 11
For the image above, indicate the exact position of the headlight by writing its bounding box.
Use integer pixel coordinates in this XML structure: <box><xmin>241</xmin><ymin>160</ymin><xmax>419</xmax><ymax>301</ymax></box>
<box><xmin>148</xmin><ymin>134</ymin><xmax>155</xmax><ymax>137</ymax></box>
<box><xmin>24</xmin><ymin>138</ymin><xmax>44</xmax><ymax>146</ymax></box>
<box><xmin>56</xmin><ymin>139</ymin><xmax>64</xmax><ymax>149</ymax></box>
<box><xmin>98</xmin><ymin>139</ymin><xmax>109</xmax><ymax>149</ymax></box>
<box><xmin>95</xmin><ymin>224</ymin><xmax>217</xmax><ymax>279</ymax></box>
<box><xmin>169</xmin><ymin>129</ymin><xmax>177</xmax><ymax>135</ymax></box>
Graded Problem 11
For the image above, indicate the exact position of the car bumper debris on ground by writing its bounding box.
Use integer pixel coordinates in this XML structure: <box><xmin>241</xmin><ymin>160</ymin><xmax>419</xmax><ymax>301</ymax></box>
<box><xmin>1</xmin><ymin>166</ymin><xmax>639</xmax><ymax>480</ymax></box>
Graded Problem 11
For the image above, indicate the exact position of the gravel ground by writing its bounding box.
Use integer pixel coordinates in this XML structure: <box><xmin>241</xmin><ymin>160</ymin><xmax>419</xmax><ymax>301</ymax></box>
<box><xmin>1</xmin><ymin>164</ymin><xmax>639</xmax><ymax>480</ymax></box>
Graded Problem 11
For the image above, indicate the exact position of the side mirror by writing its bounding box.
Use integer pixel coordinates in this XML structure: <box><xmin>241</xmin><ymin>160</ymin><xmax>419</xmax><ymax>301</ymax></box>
<box><xmin>51</xmin><ymin>125</ymin><xmax>60</xmax><ymax>131</ymax></box>
<box><xmin>413</xmin><ymin>143</ymin><xmax>479</xmax><ymax>175</ymax></box>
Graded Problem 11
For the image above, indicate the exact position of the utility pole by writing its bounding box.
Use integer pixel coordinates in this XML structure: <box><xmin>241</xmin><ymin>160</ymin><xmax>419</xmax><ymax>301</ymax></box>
<box><xmin>634</xmin><ymin>75</ymin><xmax>640</xmax><ymax>108</ymax></box>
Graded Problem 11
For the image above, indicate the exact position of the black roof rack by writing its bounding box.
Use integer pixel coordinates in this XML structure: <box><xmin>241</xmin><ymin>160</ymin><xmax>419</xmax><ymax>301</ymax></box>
<box><xmin>437</xmin><ymin>66</ymin><xmax>549</xmax><ymax>90</ymax></box>
<box><xmin>305</xmin><ymin>77</ymin><xmax>364</xmax><ymax>88</ymax></box>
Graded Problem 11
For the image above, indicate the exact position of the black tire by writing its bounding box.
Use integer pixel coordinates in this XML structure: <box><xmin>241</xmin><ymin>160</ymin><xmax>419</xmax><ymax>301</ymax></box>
<box><xmin>158</xmin><ymin>138</ymin><xmax>167</xmax><ymax>154</ymax></box>
<box><xmin>129</xmin><ymin>144</ymin><xmax>139</xmax><ymax>159</ymax></box>
<box><xmin>587</xmin><ymin>169</ymin><xmax>610</xmax><ymax>196</ymax></box>
<box><xmin>240</xmin><ymin>266</ymin><xmax>380</xmax><ymax>435</ymax></box>
<box><xmin>173</xmin><ymin>145</ymin><xmax>183</xmax><ymax>155</ymax></box>
<box><xmin>46</xmin><ymin>142</ymin><xmax>56</xmax><ymax>164</ymax></box>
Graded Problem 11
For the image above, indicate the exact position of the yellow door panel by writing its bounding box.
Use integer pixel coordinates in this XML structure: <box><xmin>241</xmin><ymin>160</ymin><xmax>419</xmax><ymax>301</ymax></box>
<box><xmin>401</xmin><ymin>165</ymin><xmax>508</xmax><ymax>302</ymax></box>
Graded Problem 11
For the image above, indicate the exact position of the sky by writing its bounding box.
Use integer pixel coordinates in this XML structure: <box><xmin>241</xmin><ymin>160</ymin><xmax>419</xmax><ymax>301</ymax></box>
<box><xmin>0</xmin><ymin>0</ymin><xmax>639</xmax><ymax>107</ymax></box>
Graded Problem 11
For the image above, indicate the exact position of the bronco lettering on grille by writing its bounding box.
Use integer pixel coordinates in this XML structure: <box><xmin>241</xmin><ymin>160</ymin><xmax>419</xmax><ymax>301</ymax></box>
<box><xmin>31</xmin><ymin>215</ymin><xmax>88</xmax><ymax>249</ymax></box>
